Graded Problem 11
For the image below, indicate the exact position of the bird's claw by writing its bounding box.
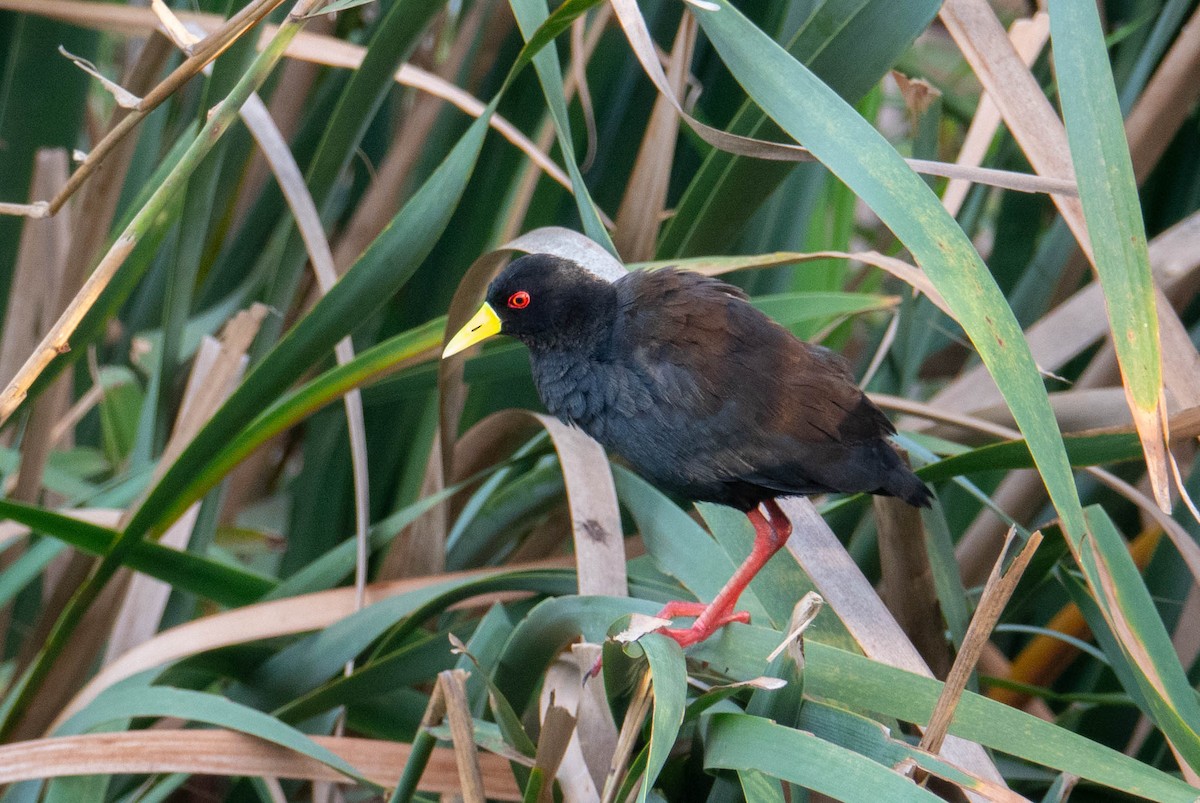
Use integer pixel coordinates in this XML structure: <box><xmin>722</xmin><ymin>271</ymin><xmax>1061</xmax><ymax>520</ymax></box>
<box><xmin>653</xmin><ymin>600</ymin><xmax>751</xmax><ymax>648</ymax></box>
<box><xmin>584</xmin><ymin>601</ymin><xmax>750</xmax><ymax>684</ymax></box>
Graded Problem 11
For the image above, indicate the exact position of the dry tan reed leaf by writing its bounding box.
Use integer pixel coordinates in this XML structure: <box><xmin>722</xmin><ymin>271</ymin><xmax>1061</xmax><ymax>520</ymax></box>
<box><xmin>535</xmin><ymin>414</ymin><xmax>626</xmax><ymax>596</ymax></box>
<box><xmin>569</xmin><ymin>643</ymin><xmax>618</xmax><ymax>788</ymax></box>
<box><xmin>539</xmin><ymin>663</ymin><xmax>592</xmax><ymax>801</ymax></box>
<box><xmin>0</xmin><ymin>150</ymin><xmax>72</xmax><ymax>394</ymax></box>
<box><xmin>570</xmin><ymin>15</ymin><xmax>600</xmax><ymax>173</ymax></box>
<box><xmin>766</xmin><ymin>591</ymin><xmax>823</xmax><ymax>664</ymax></box>
<box><xmin>1127</xmin><ymin>392</ymin><xmax>1172</xmax><ymax>513</ymax></box>
<box><xmin>535</xmin><ymin>702</ymin><xmax>578</xmax><ymax>803</ymax></box>
<box><xmin>154</xmin><ymin>306</ymin><xmax>267</xmax><ymax>482</ymax></box>
<box><xmin>0</xmin><ymin>729</ymin><xmax>520</xmax><ymax>798</ymax></box>
<box><xmin>942</xmin><ymin>13</ymin><xmax>1049</xmax><ymax>217</ymax></box>
<box><xmin>665</xmin><ymin>250</ymin><xmax>954</xmax><ymax>319</ymax></box>
<box><xmin>106</xmin><ymin>305</ymin><xmax>264</xmax><ymax>663</ymax></box>
<box><xmin>919</xmin><ymin>529</ymin><xmax>1041</xmax><ymax>758</ymax></box>
<box><xmin>1079</xmin><ymin>405</ymin><xmax>1200</xmax><ymax>442</ymax></box>
<box><xmin>150</xmin><ymin>0</ymin><xmax>197</xmax><ymax>50</ymax></box>
<box><xmin>101</xmin><ymin>506</ymin><xmax>202</xmax><ymax>660</ymax></box>
<box><xmin>392</xmin><ymin>403</ymin><xmax>629</xmax><ymax>594</ymax></box>
<box><xmin>777</xmin><ymin>497</ymin><xmax>1007</xmax><ymax>795</ymax></box>
<box><xmin>874</xmin><ymin>497</ymin><xmax>951</xmax><ymax>679</ymax></box>
<box><xmin>5</xmin><ymin>217</ymin><xmax>74</xmax><ymax>496</ymax></box>
<box><xmin>379</xmin><ymin>429</ymin><xmax>449</xmax><ymax>580</ymax></box>
<box><xmin>1126</xmin><ymin>7</ymin><xmax>1200</xmax><ymax>184</ymax></box>
<box><xmin>59</xmin><ymin>46</ymin><xmax>141</xmax><ymax>107</ymax></box>
<box><xmin>0</xmin><ymin>201</ymin><xmax>47</xmax><ymax>217</ymax></box>
<box><xmin>939</xmin><ymin>0</ymin><xmax>1088</xmax><ymax>253</ymax></box>
<box><xmin>56</xmin><ymin>559</ymin><xmax>567</xmax><ymax>730</ymax></box>
<box><xmin>612</xmin><ymin>15</ymin><xmax>694</xmax><ymax>262</ymax></box>
<box><xmin>892</xmin><ymin>72</ymin><xmax>941</xmax><ymax>123</ymax></box>
<box><xmin>923</xmin><ymin>388</ymin><xmax>1130</xmax><ymax>443</ymax></box>
<box><xmin>0</xmin><ymin>149</ymin><xmax>75</xmax><ymax>648</ymax></box>
<box><xmin>540</xmin><ymin>647</ymin><xmax>618</xmax><ymax>795</ymax></box>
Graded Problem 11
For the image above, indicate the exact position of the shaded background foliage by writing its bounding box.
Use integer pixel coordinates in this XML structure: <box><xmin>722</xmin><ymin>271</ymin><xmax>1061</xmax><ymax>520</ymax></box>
<box><xmin>0</xmin><ymin>0</ymin><xmax>1196</xmax><ymax>799</ymax></box>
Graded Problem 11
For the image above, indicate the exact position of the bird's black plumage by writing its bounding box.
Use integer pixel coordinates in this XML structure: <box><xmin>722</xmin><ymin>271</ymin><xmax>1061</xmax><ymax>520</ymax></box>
<box><xmin>483</xmin><ymin>254</ymin><xmax>931</xmax><ymax>511</ymax></box>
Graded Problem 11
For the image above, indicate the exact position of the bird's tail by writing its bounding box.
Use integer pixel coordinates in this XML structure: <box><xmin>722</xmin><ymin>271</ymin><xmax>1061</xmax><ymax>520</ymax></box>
<box><xmin>884</xmin><ymin>467</ymin><xmax>933</xmax><ymax>508</ymax></box>
<box><xmin>875</xmin><ymin>442</ymin><xmax>933</xmax><ymax>508</ymax></box>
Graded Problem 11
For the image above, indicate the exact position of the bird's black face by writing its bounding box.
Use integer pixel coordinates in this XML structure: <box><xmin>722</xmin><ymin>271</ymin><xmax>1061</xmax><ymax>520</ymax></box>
<box><xmin>443</xmin><ymin>254</ymin><xmax>615</xmax><ymax>358</ymax></box>
<box><xmin>485</xmin><ymin>254</ymin><xmax>609</xmax><ymax>347</ymax></box>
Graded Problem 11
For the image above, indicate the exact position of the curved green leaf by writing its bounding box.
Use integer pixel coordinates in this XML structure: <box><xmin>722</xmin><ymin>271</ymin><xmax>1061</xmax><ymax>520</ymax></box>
<box><xmin>638</xmin><ymin>634</ymin><xmax>687</xmax><ymax>803</ymax></box>
<box><xmin>704</xmin><ymin>713</ymin><xmax>941</xmax><ymax>802</ymax></box>
<box><xmin>0</xmin><ymin>499</ymin><xmax>273</xmax><ymax>606</ymax></box>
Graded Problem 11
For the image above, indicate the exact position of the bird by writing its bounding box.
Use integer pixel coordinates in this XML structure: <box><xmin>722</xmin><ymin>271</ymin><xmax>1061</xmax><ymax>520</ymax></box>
<box><xmin>442</xmin><ymin>253</ymin><xmax>931</xmax><ymax>648</ymax></box>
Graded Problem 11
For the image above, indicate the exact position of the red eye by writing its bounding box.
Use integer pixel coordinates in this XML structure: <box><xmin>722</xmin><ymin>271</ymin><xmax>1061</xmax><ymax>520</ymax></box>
<box><xmin>507</xmin><ymin>290</ymin><xmax>530</xmax><ymax>309</ymax></box>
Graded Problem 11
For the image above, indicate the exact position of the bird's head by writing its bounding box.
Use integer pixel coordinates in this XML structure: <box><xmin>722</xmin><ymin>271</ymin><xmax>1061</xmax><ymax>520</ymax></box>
<box><xmin>442</xmin><ymin>254</ymin><xmax>617</xmax><ymax>357</ymax></box>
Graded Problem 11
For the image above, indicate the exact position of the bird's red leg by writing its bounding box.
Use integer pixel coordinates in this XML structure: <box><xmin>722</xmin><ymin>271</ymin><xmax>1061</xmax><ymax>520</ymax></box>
<box><xmin>655</xmin><ymin>499</ymin><xmax>793</xmax><ymax>648</ymax></box>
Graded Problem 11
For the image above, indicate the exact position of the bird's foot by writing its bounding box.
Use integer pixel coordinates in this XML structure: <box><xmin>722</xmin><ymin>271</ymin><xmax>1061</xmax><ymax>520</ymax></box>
<box><xmin>653</xmin><ymin>600</ymin><xmax>751</xmax><ymax>648</ymax></box>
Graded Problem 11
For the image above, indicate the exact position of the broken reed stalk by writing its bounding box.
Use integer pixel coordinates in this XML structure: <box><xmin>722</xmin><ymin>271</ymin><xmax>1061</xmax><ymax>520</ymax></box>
<box><xmin>389</xmin><ymin>679</ymin><xmax>448</xmax><ymax>803</ymax></box>
<box><xmin>0</xmin><ymin>0</ymin><xmax>326</xmax><ymax>740</ymax></box>
<box><xmin>440</xmin><ymin>669</ymin><xmax>487</xmax><ymax>803</ymax></box>
<box><xmin>917</xmin><ymin>528</ymin><xmax>1043</xmax><ymax>759</ymax></box>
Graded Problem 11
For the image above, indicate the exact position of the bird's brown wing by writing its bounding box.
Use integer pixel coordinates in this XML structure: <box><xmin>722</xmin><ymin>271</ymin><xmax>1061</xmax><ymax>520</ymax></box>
<box><xmin>614</xmin><ymin>268</ymin><xmax>901</xmax><ymax>503</ymax></box>
<box><xmin>619</xmin><ymin>268</ymin><xmax>892</xmax><ymax>442</ymax></box>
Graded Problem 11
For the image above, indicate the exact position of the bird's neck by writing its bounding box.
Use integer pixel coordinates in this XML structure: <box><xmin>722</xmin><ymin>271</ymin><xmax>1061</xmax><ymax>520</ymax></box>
<box><xmin>526</xmin><ymin>289</ymin><xmax>620</xmax><ymax>426</ymax></box>
<box><xmin>526</xmin><ymin>288</ymin><xmax>619</xmax><ymax>358</ymax></box>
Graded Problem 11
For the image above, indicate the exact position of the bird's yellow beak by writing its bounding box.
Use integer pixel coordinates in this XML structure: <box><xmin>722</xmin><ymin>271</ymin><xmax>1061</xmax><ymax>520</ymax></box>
<box><xmin>442</xmin><ymin>302</ymin><xmax>502</xmax><ymax>358</ymax></box>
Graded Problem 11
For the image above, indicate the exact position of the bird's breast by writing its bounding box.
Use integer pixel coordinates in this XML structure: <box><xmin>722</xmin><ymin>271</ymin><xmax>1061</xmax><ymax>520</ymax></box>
<box><xmin>529</xmin><ymin>350</ymin><xmax>716</xmax><ymax>493</ymax></box>
<box><xmin>530</xmin><ymin>353</ymin><xmax>644</xmax><ymax>430</ymax></box>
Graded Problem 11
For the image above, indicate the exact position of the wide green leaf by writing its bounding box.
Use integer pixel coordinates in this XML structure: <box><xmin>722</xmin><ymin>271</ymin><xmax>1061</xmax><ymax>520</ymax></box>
<box><xmin>1049</xmin><ymin>0</ymin><xmax>1161</xmax><ymax>429</ymax></box>
<box><xmin>704</xmin><ymin>713</ymin><xmax>942</xmax><ymax>802</ymax></box>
